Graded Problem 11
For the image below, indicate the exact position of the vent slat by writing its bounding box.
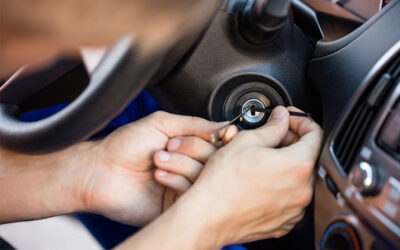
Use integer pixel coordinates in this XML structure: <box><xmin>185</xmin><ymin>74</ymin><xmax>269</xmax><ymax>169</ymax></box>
<box><xmin>340</xmin><ymin>105</ymin><xmax>368</xmax><ymax>167</ymax></box>
<box><xmin>336</xmin><ymin>104</ymin><xmax>365</xmax><ymax>159</ymax></box>
<box><xmin>333</xmin><ymin>54</ymin><xmax>398</xmax><ymax>175</ymax></box>
<box><xmin>342</xmin><ymin>111</ymin><xmax>374</xmax><ymax>171</ymax></box>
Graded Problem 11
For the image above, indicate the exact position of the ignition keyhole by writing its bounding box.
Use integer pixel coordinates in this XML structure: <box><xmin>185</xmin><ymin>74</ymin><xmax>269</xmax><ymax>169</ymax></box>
<box><xmin>250</xmin><ymin>105</ymin><xmax>256</xmax><ymax>116</ymax></box>
<box><xmin>241</xmin><ymin>98</ymin><xmax>266</xmax><ymax>124</ymax></box>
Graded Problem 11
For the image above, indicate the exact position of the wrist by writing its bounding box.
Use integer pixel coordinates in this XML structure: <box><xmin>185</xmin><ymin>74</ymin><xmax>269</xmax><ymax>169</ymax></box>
<box><xmin>118</xmin><ymin>187</ymin><xmax>226</xmax><ymax>250</ymax></box>
<box><xmin>56</xmin><ymin>141</ymin><xmax>97</xmax><ymax>214</ymax></box>
<box><xmin>0</xmin><ymin>141</ymin><xmax>96</xmax><ymax>222</ymax></box>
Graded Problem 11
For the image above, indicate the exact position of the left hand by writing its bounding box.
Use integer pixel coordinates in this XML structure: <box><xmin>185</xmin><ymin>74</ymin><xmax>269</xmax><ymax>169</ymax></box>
<box><xmin>78</xmin><ymin>111</ymin><xmax>226</xmax><ymax>225</ymax></box>
<box><xmin>153</xmin><ymin>125</ymin><xmax>238</xmax><ymax>211</ymax></box>
<box><xmin>0</xmin><ymin>111</ymin><xmax>228</xmax><ymax>225</ymax></box>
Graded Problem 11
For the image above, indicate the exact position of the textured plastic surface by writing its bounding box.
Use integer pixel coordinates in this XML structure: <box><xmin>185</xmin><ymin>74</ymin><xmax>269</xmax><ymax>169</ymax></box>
<box><xmin>308</xmin><ymin>0</ymin><xmax>400</xmax><ymax>136</ymax></box>
<box><xmin>150</xmin><ymin>0</ymin><xmax>320</xmax><ymax>124</ymax></box>
<box><xmin>311</xmin><ymin>0</ymin><xmax>400</xmax><ymax>248</ymax></box>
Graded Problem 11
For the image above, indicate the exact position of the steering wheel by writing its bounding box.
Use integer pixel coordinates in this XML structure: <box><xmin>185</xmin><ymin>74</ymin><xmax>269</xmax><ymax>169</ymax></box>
<box><xmin>0</xmin><ymin>36</ymin><xmax>152</xmax><ymax>154</ymax></box>
<box><xmin>0</xmin><ymin>2</ymin><xmax>221</xmax><ymax>154</ymax></box>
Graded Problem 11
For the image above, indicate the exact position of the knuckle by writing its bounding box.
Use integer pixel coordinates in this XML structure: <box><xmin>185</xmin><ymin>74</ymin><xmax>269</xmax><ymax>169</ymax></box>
<box><xmin>179</xmin><ymin>137</ymin><xmax>196</xmax><ymax>152</ymax></box>
<box><xmin>171</xmin><ymin>153</ymin><xmax>183</xmax><ymax>166</ymax></box>
<box><xmin>148</xmin><ymin>111</ymin><xmax>169</xmax><ymax>125</ymax></box>
<box><xmin>294</xmin><ymin>210</ymin><xmax>306</xmax><ymax>223</ymax></box>
<box><xmin>271</xmin><ymin>229</ymin><xmax>290</xmax><ymax>239</ymax></box>
<box><xmin>151</xmin><ymin>110</ymin><xmax>167</xmax><ymax>119</ymax></box>
<box><xmin>295</xmin><ymin>159</ymin><xmax>315</xmax><ymax>181</ymax></box>
<box><xmin>297</xmin><ymin>187</ymin><xmax>313</xmax><ymax>207</ymax></box>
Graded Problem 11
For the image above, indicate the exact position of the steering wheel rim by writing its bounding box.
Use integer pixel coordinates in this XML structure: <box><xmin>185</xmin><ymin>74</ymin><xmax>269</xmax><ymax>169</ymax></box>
<box><xmin>0</xmin><ymin>36</ymin><xmax>161</xmax><ymax>154</ymax></box>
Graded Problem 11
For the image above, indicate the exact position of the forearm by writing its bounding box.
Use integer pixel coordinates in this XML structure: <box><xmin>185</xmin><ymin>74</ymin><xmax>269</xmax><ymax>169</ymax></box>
<box><xmin>0</xmin><ymin>142</ymin><xmax>92</xmax><ymax>223</ymax></box>
<box><xmin>115</xmin><ymin>189</ymin><xmax>223</xmax><ymax>250</ymax></box>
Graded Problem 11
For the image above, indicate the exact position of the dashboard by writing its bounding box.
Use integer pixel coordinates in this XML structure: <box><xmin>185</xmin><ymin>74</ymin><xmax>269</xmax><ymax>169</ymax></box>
<box><xmin>1</xmin><ymin>0</ymin><xmax>399</xmax><ymax>249</ymax></box>
<box><xmin>309</xmin><ymin>0</ymin><xmax>400</xmax><ymax>249</ymax></box>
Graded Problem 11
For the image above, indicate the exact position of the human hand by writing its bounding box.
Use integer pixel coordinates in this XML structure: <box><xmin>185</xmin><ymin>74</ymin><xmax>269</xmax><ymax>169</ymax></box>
<box><xmin>115</xmin><ymin>106</ymin><xmax>323</xmax><ymax>250</ymax></box>
<box><xmin>78</xmin><ymin>111</ymin><xmax>228</xmax><ymax>225</ymax></box>
<box><xmin>0</xmin><ymin>111</ymin><xmax>232</xmax><ymax>225</ymax></box>
<box><xmin>153</xmin><ymin>126</ymin><xmax>238</xmax><ymax>211</ymax></box>
<box><xmin>174</xmin><ymin>106</ymin><xmax>323</xmax><ymax>247</ymax></box>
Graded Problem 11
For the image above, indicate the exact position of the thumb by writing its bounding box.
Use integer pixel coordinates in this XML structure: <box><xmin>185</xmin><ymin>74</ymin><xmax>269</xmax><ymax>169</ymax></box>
<box><xmin>146</xmin><ymin>111</ymin><xmax>226</xmax><ymax>141</ymax></box>
<box><xmin>247</xmin><ymin>106</ymin><xmax>290</xmax><ymax>147</ymax></box>
<box><xmin>222</xmin><ymin>125</ymin><xmax>239</xmax><ymax>146</ymax></box>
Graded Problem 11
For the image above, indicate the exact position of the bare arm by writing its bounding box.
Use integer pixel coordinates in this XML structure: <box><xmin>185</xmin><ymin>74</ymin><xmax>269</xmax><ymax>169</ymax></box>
<box><xmin>0</xmin><ymin>143</ymin><xmax>91</xmax><ymax>223</ymax></box>
<box><xmin>0</xmin><ymin>111</ymin><xmax>226</xmax><ymax>225</ymax></box>
<box><xmin>115</xmin><ymin>191</ymin><xmax>219</xmax><ymax>250</ymax></box>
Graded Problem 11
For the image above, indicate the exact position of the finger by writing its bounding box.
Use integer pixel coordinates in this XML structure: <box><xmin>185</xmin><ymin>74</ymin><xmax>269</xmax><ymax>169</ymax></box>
<box><xmin>275</xmin><ymin>207</ymin><xmax>305</xmax><ymax>228</ymax></box>
<box><xmin>162</xmin><ymin>188</ymin><xmax>177</xmax><ymax>212</ymax></box>
<box><xmin>155</xmin><ymin>169</ymin><xmax>191</xmax><ymax>193</ymax></box>
<box><xmin>146</xmin><ymin>111</ymin><xmax>227</xmax><ymax>141</ymax></box>
<box><xmin>286</xmin><ymin>209</ymin><xmax>306</xmax><ymax>225</ymax></box>
<box><xmin>278</xmin><ymin>210</ymin><xmax>306</xmax><ymax>232</ymax></box>
<box><xmin>278</xmin><ymin>130</ymin><xmax>299</xmax><ymax>147</ymax></box>
<box><xmin>277</xmin><ymin>225</ymin><xmax>295</xmax><ymax>236</ymax></box>
<box><xmin>222</xmin><ymin>125</ymin><xmax>239</xmax><ymax>146</ymax></box>
<box><xmin>283</xmin><ymin>107</ymin><xmax>323</xmax><ymax>161</ymax></box>
<box><xmin>154</xmin><ymin>151</ymin><xmax>203</xmax><ymax>182</ymax></box>
<box><xmin>287</xmin><ymin>106</ymin><xmax>321</xmax><ymax>139</ymax></box>
<box><xmin>167</xmin><ymin>136</ymin><xmax>217</xmax><ymax>163</ymax></box>
<box><xmin>276</xmin><ymin>106</ymin><xmax>323</xmax><ymax>162</ymax></box>
<box><xmin>235</xmin><ymin>106</ymin><xmax>290</xmax><ymax>147</ymax></box>
<box><xmin>277</xmin><ymin>106</ymin><xmax>313</xmax><ymax>147</ymax></box>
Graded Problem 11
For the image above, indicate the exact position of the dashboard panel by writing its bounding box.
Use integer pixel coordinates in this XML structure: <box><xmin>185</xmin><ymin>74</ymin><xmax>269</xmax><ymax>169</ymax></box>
<box><xmin>309</xmin><ymin>0</ymin><xmax>400</xmax><ymax>249</ymax></box>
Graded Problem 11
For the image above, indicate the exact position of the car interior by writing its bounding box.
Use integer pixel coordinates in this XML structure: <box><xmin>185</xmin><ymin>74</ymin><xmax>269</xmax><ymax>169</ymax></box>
<box><xmin>1</xmin><ymin>0</ymin><xmax>400</xmax><ymax>249</ymax></box>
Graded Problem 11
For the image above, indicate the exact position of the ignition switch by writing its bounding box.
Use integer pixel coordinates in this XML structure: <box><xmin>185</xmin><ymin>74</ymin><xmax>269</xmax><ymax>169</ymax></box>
<box><xmin>241</xmin><ymin>98</ymin><xmax>267</xmax><ymax>124</ymax></box>
<box><xmin>222</xmin><ymin>81</ymin><xmax>289</xmax><ymax>129</ymax></box>
<box><xmin>233</xmin><ymin>91</ymin><xmax>271</xmax><ymax>129</ymax></box>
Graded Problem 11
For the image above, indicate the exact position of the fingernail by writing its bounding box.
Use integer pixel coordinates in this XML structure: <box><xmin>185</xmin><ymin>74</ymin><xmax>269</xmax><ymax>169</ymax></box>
<box><xmin>157</xmin><ymin>151</ymin><xmax>170</xmax><ymax>162</ymax></box>
<box><xmin>225</xmin><ymin>126</ymin><xmax>238</xmax><ymax>139</ymax></box>
<box><xmin>168</xmin><ymin>138</ymin><xmax>181</xmax><ymax>151</ymax></box>
<box><xmin>158</xmin><ymin>169</ymin><xmax>168</xmax><ymax>177</ymax></box>
<box><xmin>271</xmin><ymin>106</ymin><xmax>286</xmax><ymax>119</ymax></box>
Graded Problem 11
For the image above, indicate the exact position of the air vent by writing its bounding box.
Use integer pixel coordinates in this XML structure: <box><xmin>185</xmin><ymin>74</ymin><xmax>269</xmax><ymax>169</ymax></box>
<box><xmin>333</xmin><ymin>55</ymin><xmax>400</xmax><ymax>174</ymax></box>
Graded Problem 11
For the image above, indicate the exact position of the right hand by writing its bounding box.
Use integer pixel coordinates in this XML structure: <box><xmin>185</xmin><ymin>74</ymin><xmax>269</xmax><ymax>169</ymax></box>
<box><xmin>153</xmin><ymin>126</ymin><xmax>238</xmax><ymax>211</ymax></box>
<box><xmin>179</xmin><ymin>106</ymin><xmax>323</xmax><ymax>246</ymax></box>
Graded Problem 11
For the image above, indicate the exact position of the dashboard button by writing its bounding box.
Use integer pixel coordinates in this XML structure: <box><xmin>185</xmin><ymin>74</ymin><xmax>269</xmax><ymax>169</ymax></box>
<box><xmin>382</xmin><ymin>200</ymin><xmax>397</xmax><ymax>218</ymax></box>
<box><xmin>350</xmin><ymin>162</ymin><xmax>381</xmax><ymax>195</ymax></box>
<box><xmin>388</xmin><ymin>186</ymin><xmax>400</xmax><ymax>203</ymax></box>
<box><xmin>377</xmin><ymin>199</ymin><xmax>400</xmax><ymax>226</ymax></box>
